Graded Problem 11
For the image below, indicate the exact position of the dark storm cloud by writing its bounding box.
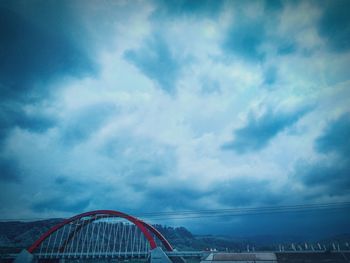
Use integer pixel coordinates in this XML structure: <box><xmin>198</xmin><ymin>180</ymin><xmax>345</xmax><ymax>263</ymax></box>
<box><xmin>31</xmin><ymin>176</ymin><xmax>96</xmax><ymax>214</ymax></box>
<box><xmin>0</xmin><ymin>157</ymin><xmax>21</xmax><ymax>182</ymax></box>
<box><xmin>125</xmin><ymin>160</ymin><xmax>167</xmax><ymax>181</ymax></box>
<box><xmin>277</xmin><ymin>41</ymin><xmax>297</xmax><ymax>55</ymax></box>
<box><xmin>296</xmin><ymin>113</ymin><xmax>350</xmax><ymax>196</ymax></box>
<box><xmin>29</xmin><ymin>173</ymin><xmax>114</xmax><ymax>214</ymax></box>
<box><xmin>263</xmin><ymin>67</ymin><xmax>278</xmax><ymax>86</ymax></box>
<box><xmin>318</xmin><ymin>0</ymin><xmax>350</xmax><ymax>52</ymax></box>
<box><xmin>315</xmin><ymin>113</ymin><xmax>350</xmax><ymax>156</ymax></box>
<box><xmin>295</xmin><ymin>159</ymin><xmax>350</xmax><ymax>196</ymax></box>
<box><xmin>262</xmin><ymin>0</ymin><xmax>283</xmax><ymax>12</ymax></box>
<box><xmin>60</xmin><ymin>103</ymin><xmax>117</xmax><ymax>145</ymax></box>
<box><xmin>117</xmin><ymin>154</ymin><xmax>204</xmax><ymax>212</ymax></box>
<box><xmin>31</xmin><ymin>196</ymin><xmax>91</xmax><ymax>213</ymax></box>
<box><xmin>136</xmin><ymin>177</ymin><xmax>282</xmax><ymax>213</ymax></box>
<box><xmin>222</xmin><ymin>1</ymin><xmax>300</xmax><ymax>60</ymax></box>
<box><xmin>142</xmin><ymin>186</ymin><xmax>205</xmax><ymax>211</ymax></box>
<box><xmin>0</xmin><ymin>104</ymin><xmax>55</xmax><ymax>142</ymax></box>
<box><xmin>53</xmin><ymin>176</ymin><xmax>90</xmax><ymax>193</ymax></box>
<box><xmin>215</xmin><ymin>177</ymin><xmax>283</xmax><ymax>206</ymax></box>
<box><xmin>124</xmin><ymin>35</ymin><xmax>180</xmax><ymax>93</ymax></box>
<box><xmin>0</xmin><ymin>2</ymin><xmax>95</xmax><ymax>99</ymax></box>
<box><xmin>223</xmin><ymin>19</ymin><xmax>266</xmax><ymax>62</ymax></box>
<box><xmin>221</xmin><ymin>0</ymin><xmax>292</xmax><ymax>62</ymax></box>
<box><xmin>222</xmin><ymin>107</ymin><xmax>309</xmax><ymax>154</ymax></box>
<box><xmin>190</xmin><ymin>207</ymin><xmax>350</xmax><ymax>239</ymax></box>
<box><xmin>153</xmin><ymin>0</ymin><xmax>223</xmax><ymax>18</ymax></box>
<box><xmin>0</xmin><ymin>1</ymin><xmax>97</xmax><ymax>146</ymax></box>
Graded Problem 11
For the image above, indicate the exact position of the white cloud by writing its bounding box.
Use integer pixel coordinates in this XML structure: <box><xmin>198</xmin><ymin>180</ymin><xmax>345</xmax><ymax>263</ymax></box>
<box><xmin>1</xmin><ymin>0</ymin><xmax>350</xmax><ymax>227</ymax></box>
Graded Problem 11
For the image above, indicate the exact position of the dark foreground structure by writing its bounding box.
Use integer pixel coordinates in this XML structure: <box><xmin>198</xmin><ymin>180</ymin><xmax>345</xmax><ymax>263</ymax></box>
<box><xmin>200</xmin><ymin>251</ymin><xmax>350</xmax><ymax>262</ymax></box>
<box><xmin>275</xmin><ymin>251</ymin><xmax>350</xmax><ymax>262</ymax></box>
<box><xmin>3</xmin><ymin>251</ymin><xmax>350</xmax><ymax>263</ymax></box>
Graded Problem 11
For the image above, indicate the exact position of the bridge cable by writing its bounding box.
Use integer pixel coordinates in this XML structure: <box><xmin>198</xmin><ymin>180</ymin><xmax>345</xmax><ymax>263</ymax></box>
<box><xmin>106</xmin><ymin>217</ymin><xmax>112</xmax><ymax>255</ymax></box>
<box><xmin>93</xmin><ymin>217</ymin><xmax>101</xmax><ymax>257</ymax></box>
<box><xmin>80</xmin><ymin>217</ymin><xmax>90</xmax><ymax>257</ymax></box>
<box><xmin>50</xmin><ymin>223</ymin><xmax>59</xmax><ymax>259</ymax></box>
<box><xmin>137</xmin><ymin>227</ymin><xmax>141</xmax><ymax>257</ymax></box>
<box><xmin>44</xmin><ymin>229</ymin><xmax>52</xmax><ymax>258</ymax></box>
<box><xmin>112</xmin><ymin>221</ymin><xmax>119</xmax><ymax>254</ymax></box>
<box><xmin>39</xmin><ymin>232</ymin><xmax>44</xmax><ymax>257</ymax></box>
<box><xmin>125</xmin><ymin>223</ymin><xmax>131</xmax><ymax>255</ymax></box>
<box><xmin>76</xmin><ymin>219</ymin><xmax>85</xmax><ymax>257</ymax></box>
<box><xmin>86</xmin><ymin>214</ymin><xmax>97</xmax><ymax>256</ymax></box>
<box><xmin>70</xmin><ymin>221</ymin><xmax>78</xmax><ymax>256</ymax></box>
<box><xmin>76</xmin><ymin>220</ymin><xmax>84</xmax><ymax>257</ymax></box>
<box><xmin>99</xmin><ymin>219</ymin><xmax>107</xmax><ymax>257</ymax></box>
<box><xmin>64</xmin><ymin>220</ymin><xmax>72</xmax><ymax>255</ymax></box>
<box><xmin>118</xmin><ymin>222</ymin><xmax>125</xmax><ymax>258</ymax></box>
<box><xmin>57</xmin><ymin>223</ymin><xmax>66</xmax><ymax>257</ymax></box>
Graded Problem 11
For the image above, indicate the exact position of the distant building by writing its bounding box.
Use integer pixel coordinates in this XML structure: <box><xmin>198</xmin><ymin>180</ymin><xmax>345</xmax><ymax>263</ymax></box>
<box><xmin>200</xmin><ymin>252</ymin><xmax>277</xmax><ymax>263</ymax></box>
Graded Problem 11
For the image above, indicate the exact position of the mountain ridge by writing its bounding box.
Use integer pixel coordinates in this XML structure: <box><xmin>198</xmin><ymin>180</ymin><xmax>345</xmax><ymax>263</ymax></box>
<box><xmin>0</xmin><ymin>219</ymin><xmax>349</xmax><ymax>254</ymax></box>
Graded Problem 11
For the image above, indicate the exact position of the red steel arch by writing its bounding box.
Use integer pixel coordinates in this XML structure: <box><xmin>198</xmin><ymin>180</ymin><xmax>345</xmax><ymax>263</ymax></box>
<box><xmin>28</xmin><ymin>210</ymin><xmax>172</xmax><ymax>253</ymax></box>
<box><xmin>140</xmin><ymin>221</ymin><xmax>173</xmax><ymax>251</ymax></box>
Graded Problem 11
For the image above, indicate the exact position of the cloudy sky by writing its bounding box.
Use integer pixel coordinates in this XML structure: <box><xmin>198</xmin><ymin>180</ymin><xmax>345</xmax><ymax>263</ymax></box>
<box><xmin>1</xmin><ymin>0</ymin><xmax>350</xmax><ymax>237</ymax></box>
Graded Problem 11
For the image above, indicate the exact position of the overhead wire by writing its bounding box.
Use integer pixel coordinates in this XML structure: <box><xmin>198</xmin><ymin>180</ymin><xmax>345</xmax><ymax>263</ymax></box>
<box><xmin>1</xmin><ymin>201</ymin><xmax>350</xmax><ymax>222</ymax></box>
<box><xmin>133</xmin><ymin>202</ymin><xmax>350</xmax><ymax>220</ymax></box>
<box><xmin>135</xmin><ymin>201</ymin><xmax>350</xmax><ymax>217</ymax></box>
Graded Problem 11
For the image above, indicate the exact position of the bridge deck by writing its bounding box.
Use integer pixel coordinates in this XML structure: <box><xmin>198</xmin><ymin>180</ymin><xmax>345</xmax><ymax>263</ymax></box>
<box><xmin>33</xmin><ymin>251</ymin><xmax>204</xmax><ymax>259</ymax></box>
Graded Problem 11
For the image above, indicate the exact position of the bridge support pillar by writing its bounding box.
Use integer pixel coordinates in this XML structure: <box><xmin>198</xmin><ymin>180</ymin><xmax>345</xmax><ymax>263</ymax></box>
<box><xmin>14</xmin><ymin>250</ymin><xmax>33</xmax><ymax>263</ymax></box>
<box><xmin>150</xmin><ymin>247</ymin><xmax>172</xmax><ymax>263</ymax></box>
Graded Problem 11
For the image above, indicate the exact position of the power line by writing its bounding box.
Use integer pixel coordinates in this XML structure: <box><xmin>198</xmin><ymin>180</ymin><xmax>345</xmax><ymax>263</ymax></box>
<box><xmin>136</xmin><ymin>202</ymin><xmax>350</xmax><ymax>220</ymax></box>
<box><xmin>141</xmin><ymin>205</ymin><xmax>350</xmax><ymax>221</ymax></box>
<box><xmin>135</xmin><ymin>202</ymin><xmax>350</xmax><ymax>217</ymax></box>
<box><xmin>1</xmin><ymin>201</ymin><xmax>350</xmax><ymax>222</ymax></box>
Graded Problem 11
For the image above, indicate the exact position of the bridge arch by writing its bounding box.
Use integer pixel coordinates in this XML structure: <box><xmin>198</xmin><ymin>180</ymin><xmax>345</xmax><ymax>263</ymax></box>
<box><xmin>27</xmin><ymin>210</ymin><xmax>173</xmax><ymax>254</ymax></box>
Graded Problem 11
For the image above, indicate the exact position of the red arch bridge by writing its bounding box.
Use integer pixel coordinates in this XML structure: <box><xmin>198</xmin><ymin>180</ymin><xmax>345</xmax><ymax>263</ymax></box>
<box><xmin>14</xmin><ymin>210</ymin><xmax>203</xmax><ymax>263</ymax></box>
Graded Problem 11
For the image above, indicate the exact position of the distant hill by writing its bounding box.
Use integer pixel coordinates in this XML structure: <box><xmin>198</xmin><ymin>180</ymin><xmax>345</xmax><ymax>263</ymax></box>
<box><xmin>0</xmin><ymin>219</ymin><xmax>62</xmax><ymax>254</ymax></box>
<box><xmin>0</xmin><ymin>220</ymin><xmax>349</xmax><ymax>254</ymax></box>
